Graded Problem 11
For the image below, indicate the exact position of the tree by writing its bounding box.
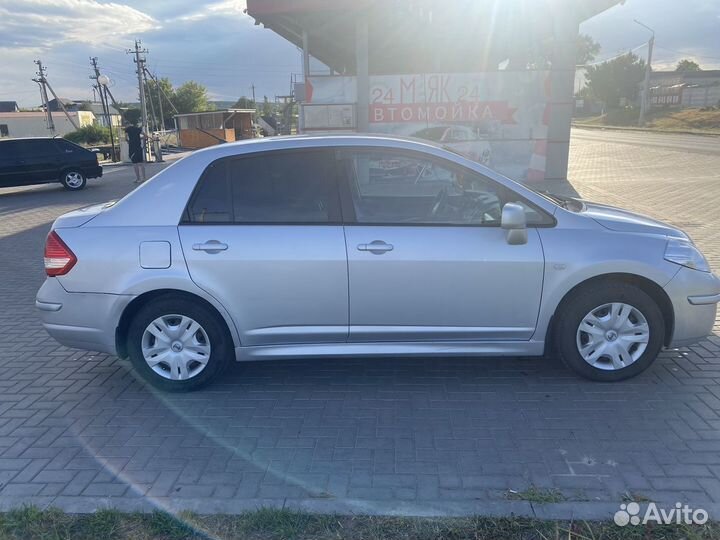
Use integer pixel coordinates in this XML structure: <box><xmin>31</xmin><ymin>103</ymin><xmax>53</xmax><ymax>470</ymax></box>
<box><xmin>233</xmin><ymin>96</ymin><xmax>256</xmax><ymax>109</ymax></box>
<box><xmin>174</xmin><ymin>81</ymin><xmax>212</xmax><ymax>114</ymax></box>
<box><xmin>584</xmin><ymin>52</ymin><xmax>646</xmax><ymax>108</ymax></box>
<box><xmin>676</xmin><ymin>59</ymin><xmax>701</xmax><ymax>72</ymax></box>
<box><xmin>576</xmin><ymin>33</ymin><xmax>601</xmax><ymax>66</ymax></box>
<box><xmin>77</xmin><ymin>101</ymin><xmax>93</xmax><ymax>112</ymax></box>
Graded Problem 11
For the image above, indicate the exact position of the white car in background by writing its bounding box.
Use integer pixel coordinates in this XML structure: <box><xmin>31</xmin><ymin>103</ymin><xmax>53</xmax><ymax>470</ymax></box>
<box><xmin>412</xmin><ymin>125</ymin><xmax>492</xmax><ymax>165</ymax></box>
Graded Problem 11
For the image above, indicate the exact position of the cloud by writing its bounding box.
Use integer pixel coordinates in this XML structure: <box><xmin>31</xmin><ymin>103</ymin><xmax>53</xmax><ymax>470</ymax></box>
<box><xmin>581</xmin><ymin>0</ymin><xmax>720</xmax><ymax>69</ymax></box>
<box><xmin>170</xmin><ymin>0</ymin><xmax>248</xmax><ymax>22</ymax></box>
<box><xmin>0</xmin><ymin>0</ymin><xmax>159</xmax><ymax>49</ymax></box>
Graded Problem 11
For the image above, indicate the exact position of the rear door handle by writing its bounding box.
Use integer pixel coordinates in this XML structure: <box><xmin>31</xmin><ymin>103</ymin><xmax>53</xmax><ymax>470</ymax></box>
<box><xmin>357</xmin><ymin>240</ymin><xmax>394</xmax><ymax>254</ymax></box>
<box><xmin>192</xmin><ymin>240</ymin><xmax>228</xmax><ymax>254</ymax></box>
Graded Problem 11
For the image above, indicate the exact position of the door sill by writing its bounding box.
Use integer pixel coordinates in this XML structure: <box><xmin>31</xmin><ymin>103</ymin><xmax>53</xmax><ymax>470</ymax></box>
<box><xmin>235</xmin><ymin>340</ymin><xmax>544</xmax><ymax>361</ymax></box>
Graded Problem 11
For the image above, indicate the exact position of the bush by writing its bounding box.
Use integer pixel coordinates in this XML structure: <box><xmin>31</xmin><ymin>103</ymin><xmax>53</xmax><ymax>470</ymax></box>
<box><xmin>64</xmin><ymin>125</ymin><xmax>111</xmax><ymax>145</ymax></box>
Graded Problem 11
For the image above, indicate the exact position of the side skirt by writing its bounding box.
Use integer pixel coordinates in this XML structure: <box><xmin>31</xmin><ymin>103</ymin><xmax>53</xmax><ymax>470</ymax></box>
<box><xmin>235</xmin><ymin>341</ymin><xmax>546</xmax><ymax>362</ymax></box>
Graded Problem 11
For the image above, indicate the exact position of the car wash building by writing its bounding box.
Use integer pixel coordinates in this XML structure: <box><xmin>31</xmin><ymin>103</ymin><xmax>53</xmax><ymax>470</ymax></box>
<box><xmin>246</xmin><ymin>0</ymin><xmax>621</xmax><ymax>186</ymax></box>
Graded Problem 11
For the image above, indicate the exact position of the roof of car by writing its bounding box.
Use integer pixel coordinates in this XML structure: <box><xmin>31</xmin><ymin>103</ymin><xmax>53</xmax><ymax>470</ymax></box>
<box><xmin>0</xmin><ymin>137</ymin><xmax>60</xmax><ymax>142</ymax></box>
<box><xmin>194</xmin><ymin>133</ymin><xmax>444</xmax><ymax>156</ymax></box>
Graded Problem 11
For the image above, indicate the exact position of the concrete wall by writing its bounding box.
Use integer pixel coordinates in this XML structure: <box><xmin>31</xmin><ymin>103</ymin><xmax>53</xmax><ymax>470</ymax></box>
<box><xmin>0</xmin><ymin>111</ymin><xmax>94</xmax><ymax>138</ymax></box>
<box><xmin>682</xmin><ymin>86</ymin><xmax>720</xmax><ymax>108</ymax></box>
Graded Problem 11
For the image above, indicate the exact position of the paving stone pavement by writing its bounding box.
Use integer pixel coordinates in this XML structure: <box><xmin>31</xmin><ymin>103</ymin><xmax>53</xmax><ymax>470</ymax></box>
<box><xmin>0</xmin><ymin>133</ymin><xmax>719</xmax><ymax>518</ymax></box>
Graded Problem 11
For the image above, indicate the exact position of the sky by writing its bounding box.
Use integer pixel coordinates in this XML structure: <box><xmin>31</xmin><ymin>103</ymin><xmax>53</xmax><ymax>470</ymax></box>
<box><xmin>1</xmin><ymin>0</ymin><xmax>718</xmax><ymax>108</ymax></box>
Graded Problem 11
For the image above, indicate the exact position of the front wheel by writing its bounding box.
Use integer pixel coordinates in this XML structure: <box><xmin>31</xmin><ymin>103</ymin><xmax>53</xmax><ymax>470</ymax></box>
<box><xmin>126</xmin><ymin>295</ymin><xmax>233</xmax><ymax>391</ymax></box>
<box><xmin>554</xmin><ymin>282</ymin><xmax>665</xmax><ymax>381</ymax></box>
<box><xmin>60</xmin><ymin>170</ymin><xmax>86</xmax><ymax>190</ymax></box>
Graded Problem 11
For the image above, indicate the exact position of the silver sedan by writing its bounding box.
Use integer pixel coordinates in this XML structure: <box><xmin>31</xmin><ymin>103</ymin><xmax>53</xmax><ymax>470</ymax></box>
<box><xmin>36</xmin><ymin>135</ymin><xmax>720</xmax><ymax>391</ymax></box>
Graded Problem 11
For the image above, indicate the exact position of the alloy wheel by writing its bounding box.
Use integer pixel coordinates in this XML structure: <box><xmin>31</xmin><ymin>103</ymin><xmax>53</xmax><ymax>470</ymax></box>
<box><xmin>64</xmin><ymin>172</ymin><xmax>84</xmax><ymax>188</ymax></box>
<box><xmin>575</xmin><ymin>302</ymin><xmax>650</xmax><ymax>371</ymax></box>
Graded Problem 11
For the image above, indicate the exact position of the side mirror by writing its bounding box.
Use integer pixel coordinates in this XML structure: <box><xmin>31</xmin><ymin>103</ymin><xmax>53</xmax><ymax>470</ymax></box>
<box><xmin>501</xmin><ymin>203</ymin><xmax>528</xmax><ymax>245</ymax></box>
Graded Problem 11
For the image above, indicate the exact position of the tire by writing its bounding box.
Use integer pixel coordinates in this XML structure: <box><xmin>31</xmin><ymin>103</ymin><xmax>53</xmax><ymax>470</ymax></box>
<box><xmin>60</xmin><ymin>169</ymin><xmax>87</xmax><ymax>190</ymax></box>
<box><xmin>554</xmin><ymin>281</ymin><xmax>665</xmax><ymax>382</ymax></box>
<box><xmin>126</xmin><ymin>295</ymin><xmax>233</xmax><ymax>392</ymax></box>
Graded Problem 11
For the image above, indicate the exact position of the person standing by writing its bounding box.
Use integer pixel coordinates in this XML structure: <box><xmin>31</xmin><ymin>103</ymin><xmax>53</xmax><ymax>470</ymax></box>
<box><xmin>124</xmin><ymin>122</ymin><xmax>146</xmax><ymax>183</ymax></box>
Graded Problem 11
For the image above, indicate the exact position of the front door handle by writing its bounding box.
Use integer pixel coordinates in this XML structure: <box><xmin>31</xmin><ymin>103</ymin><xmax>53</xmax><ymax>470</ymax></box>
<box><xmin>357</xmin><ymin>240</ymin><xmax>394</xmax><ymax>255</ymax></box>
<box><xmin>192</xmin><ymin>240</ymin><xmax>228</xmax><ymax>254</ymax></box>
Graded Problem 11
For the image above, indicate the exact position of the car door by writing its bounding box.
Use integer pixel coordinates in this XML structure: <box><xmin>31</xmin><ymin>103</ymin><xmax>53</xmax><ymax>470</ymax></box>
<box><xmin>0</xmin><ymin>140</ymin><xmax>36</xmax><ymax>186</ymax></box>
<box><xmin>25</xmin><ymin>139</ymin><xmax>62</xmax><ymax>183</ymax></box>
<box><xmin>337</xmin><ymin>148</ymin><xmax>548</xmax><ymax>342</ymax></box>
<box><xmin>178</xmin><ymin>148</ymin><xmax>349</xmax><ymax>347</ymax></box>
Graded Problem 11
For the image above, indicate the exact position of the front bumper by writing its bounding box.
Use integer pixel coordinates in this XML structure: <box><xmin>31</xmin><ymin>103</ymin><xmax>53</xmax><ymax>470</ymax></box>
<box><xmin>36</xmin><ymin>278</ymin><xmax>133</xmax><ymax>355</ymax></box>
<box><xmin>664</xmin><ymin>268</ymin><xmax>720</xmax><ymax>347</ymax></box>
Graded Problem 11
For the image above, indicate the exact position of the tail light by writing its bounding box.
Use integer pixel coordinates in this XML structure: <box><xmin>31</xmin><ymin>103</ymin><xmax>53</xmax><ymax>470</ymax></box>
<box><xmin>44</xmin><ymin>231</ymin><xmax>77</xmax><ymax>276</ymax></box>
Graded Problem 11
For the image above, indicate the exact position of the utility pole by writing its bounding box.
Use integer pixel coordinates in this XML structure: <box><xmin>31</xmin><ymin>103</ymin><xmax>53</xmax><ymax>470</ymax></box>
<box><xmin>250</xmin><ymin>84</ymin><xmax>256</xmax><ymax>105</ymax></box>
<box><xmin>128</xmin><ymin>40</ymin><xmax>154</xmax><ymax>161</ymax></box>
<box><xmin>44</xmin><ymin>79</ymin><xmax>79</xmax><ymax>130</ymax></box>
<box><xmin>90</xmin><ymin>57</ymin><xmax>117</xmax><ymax>161</ymax></box>
<box><xmin>635</xmin><ymin>19</ymin><xmax>655</xmax><ymax>126</ymax></box>
<box><xmin>32</xmin><ymin>60</ymin><xmax>55</xmax><ymax>135</ymax></box>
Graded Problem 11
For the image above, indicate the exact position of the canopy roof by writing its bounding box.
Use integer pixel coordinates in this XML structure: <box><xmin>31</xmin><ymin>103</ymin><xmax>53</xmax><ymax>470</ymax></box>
<box><xmin>247</xmin><ymin>0</ymin><xmax>624</xmax><ymax>73</ymax></box>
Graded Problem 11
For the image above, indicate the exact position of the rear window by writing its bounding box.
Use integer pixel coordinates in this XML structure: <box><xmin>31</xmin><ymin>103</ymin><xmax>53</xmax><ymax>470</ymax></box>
<box><xmin>54</xmin><ymin>139</ymin><xmax>82</xmax><ymax>152</ymax></box>
<box><xmin>184</xmin><ymin>150</ymin><xmax>341</xmax><ymax>224</ymax></box>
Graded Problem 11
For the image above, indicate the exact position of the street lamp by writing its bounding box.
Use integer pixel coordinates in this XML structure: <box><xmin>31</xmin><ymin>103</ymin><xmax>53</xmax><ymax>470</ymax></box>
<box><xmin>634</xmin><ymin>19</ymin><xmax>655</xmax><ymax>126</ymax></box>
<box><xmin>97</xmin><ymin>74</ymin><xmax>118</xmax><ymax>162</ymax></box>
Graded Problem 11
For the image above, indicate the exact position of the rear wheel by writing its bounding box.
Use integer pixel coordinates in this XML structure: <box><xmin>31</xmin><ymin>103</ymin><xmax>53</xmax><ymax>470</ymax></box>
<box><xmin>126</xmin><ymin>295</ymin><xmax>232</xmax><ymax>391</ymax></box>
<box><xmin>60</xmin><ymin>170</ymin><xmax>86</xmax><ymax>190</ymax></box>
<box><xmin>554</xmin><ymin>281</ymin><xmax>665</xmax><ymax>381</ymax></box>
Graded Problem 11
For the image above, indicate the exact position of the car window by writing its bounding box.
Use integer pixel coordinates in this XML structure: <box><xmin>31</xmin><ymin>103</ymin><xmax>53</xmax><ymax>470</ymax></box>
<box><xmin>54</xmin><ymin>139</ymin><xmax>79</xmax><ymax>153</ymax></box>
<box><xmin>185</xmin><ymin>150</ymin><xmax>341</xmax><ymax>225</ymax></box>
<box><xmin>0</xmin><ymin>140</ymin><xmax>33</xmax><ymax>159</ymax></box>
<box><xmin>229</xmin><ymin>150</ymin><xmax>340</xmax><ymax>223</ymax></box>
<box><xmin>32</xmin><ymin>139</ymin><xmax>60</xmax><ymax>155</ymax></box>
<box><xmin>186</xmin><ymin>160</ymin><xmax>232</xmax><ymax>223</ymax></box>
<box><xmin>339</xmin><ymin>150</ymin><xmax>505</xmax><ymax>225</ymax></box>
<box><xmin>0</xmin><ymin>141</ymin><xmax>16</xmax><ymax>159</ymax></box>
<box><xmin>339</xmin><ymin>150</ymin><xmax>553</xmax><ymax>226</ymax></box>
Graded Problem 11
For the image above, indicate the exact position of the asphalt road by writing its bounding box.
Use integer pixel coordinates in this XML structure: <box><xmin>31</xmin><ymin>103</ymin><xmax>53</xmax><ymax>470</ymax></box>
<box><xmin>572</xmin><ymin>127</ymin><xmax>720</xmax><ymax>156</ymax></box>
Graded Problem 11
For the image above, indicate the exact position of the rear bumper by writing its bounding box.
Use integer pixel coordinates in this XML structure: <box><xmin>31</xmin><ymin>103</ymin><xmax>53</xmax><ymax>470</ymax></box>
<box><xmin>664</xmin><ymin>268</ymin><xmax>720</xmax><ymax>347</ymax></box>
<box><xmin>85</xmin><ymin>165</ymin><xmax>103</xmax><ymax>179</ymax></box>
<box><xmin>36</xmin><ymin>278</ymin><xmax>132</xmax><ymax>355</ymax></box>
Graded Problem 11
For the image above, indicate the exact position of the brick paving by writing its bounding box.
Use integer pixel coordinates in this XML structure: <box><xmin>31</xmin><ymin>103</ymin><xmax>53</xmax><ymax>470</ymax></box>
<box><xmin>0</xmin><ymin>133</ymin><xmax>719</xmax><ymax>517</ymax></box>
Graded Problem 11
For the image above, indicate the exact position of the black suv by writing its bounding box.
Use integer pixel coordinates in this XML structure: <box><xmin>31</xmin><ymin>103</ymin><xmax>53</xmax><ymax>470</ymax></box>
<box><xmin>0</xmin><ymin>137</ymin><xmax>103</xmax><ymax>191</ymax></box>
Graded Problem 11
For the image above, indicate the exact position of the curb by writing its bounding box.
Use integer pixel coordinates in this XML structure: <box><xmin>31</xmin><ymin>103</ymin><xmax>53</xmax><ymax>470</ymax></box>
<box><xmin>572</xmin><ymin>123</ymin><xmax>720</xmax><ymax>137</ymax></box>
